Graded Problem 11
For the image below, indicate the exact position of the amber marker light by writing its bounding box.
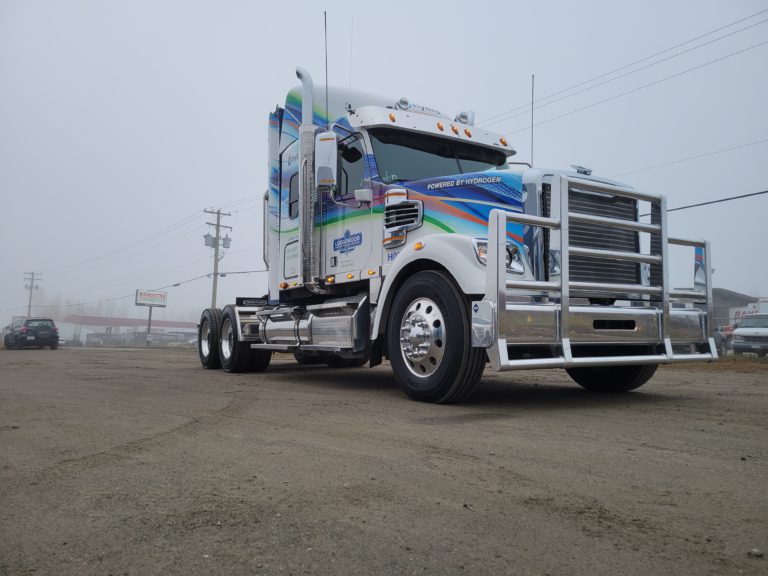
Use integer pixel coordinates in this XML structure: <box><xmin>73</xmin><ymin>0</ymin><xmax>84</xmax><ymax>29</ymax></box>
<box><xmin>279</xmin><ymin>282</ymin><xmax>288</xmax><ymax>290</ymax></box>
<box><xmin>346</xmin><ymin>273</ymin><xmax>354</xmax><ymax>280</ymax></box>
<box><xmin>414</xmin><ymin>241</ymin><xmax>425</xmax><ymax>251</ymax></box>
<box><xmin>437</xmin><ymin>121</ymin><xmax>444</xmax><ymax>131</ymax></box>
<box><xmin>291</xmin><ymin>281</ymin><xmax>298</xmax><ymax>287</ymax></box>
<box><xmin>389</xmin><ymin>113</ymin><xmax>396</xmax><ymax>122</ymax></box>
<box><xmin>451</xmin><ymin>125</ymin><xmax>459</xmax><ymax>135</ymax></box>
<box><xmin>326</xmin><ymin>275</ymin><xmax>336</xmax><ymax>284</ymax></box>
<box><xmin>464</xmin><ymin>128</ymin><xmax>472</xmax><ymax>138</ymax></box>
<box><xmin>500</xmin><ymin>137</ymin><xmax>508</xmax><ymax>146</ymax></box>
<box><xmin>367</xmin><ymin>269</ymin><xmax>376</xmax><ymax>276</ymax></box>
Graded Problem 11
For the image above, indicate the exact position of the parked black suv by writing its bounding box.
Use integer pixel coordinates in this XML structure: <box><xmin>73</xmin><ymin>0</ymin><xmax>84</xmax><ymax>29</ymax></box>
<box><xmin>4</xmin><ymin>318</ymin><xmax>59</xmax><ymax>350</ymax></box>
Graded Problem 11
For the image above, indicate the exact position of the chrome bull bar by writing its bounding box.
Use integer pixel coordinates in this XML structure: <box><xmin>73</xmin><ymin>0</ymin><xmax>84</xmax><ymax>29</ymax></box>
<box><xmin>472</xmin><ymin>174</ymin><xmax>717</xmax><ymax>371</ymax></box>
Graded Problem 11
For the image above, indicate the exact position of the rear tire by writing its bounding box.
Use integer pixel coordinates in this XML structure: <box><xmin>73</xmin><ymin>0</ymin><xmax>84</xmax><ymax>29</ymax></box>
<box><xmin>566</xmin><ymin>364</ymin><xmax>658</xmax><ymax>392</ymax></box>
<box><xmin>219</xmin><ymin>305</ymin><xmax>271</xmax><ymax>373</ymax></box>
<box><xmin>198</xmin><ymin>308</ymin><xmax>222</xmax><ymax>369</ymax></box>
<box><xmin>387</xmin><ymin>270</ymin><xmax>485</xmax><ymax>403</ymax></box>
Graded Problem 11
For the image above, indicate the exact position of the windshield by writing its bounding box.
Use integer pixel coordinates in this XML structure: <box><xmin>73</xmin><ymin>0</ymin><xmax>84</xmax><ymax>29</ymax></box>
<box><xmin>369</xmin><ymin>128</ymin><xmax>508</xmax><ymax>184</ymax></box>
<box><xmin>739</xmin><ymin>315</ymin><xmax>768</xmax><ymax>328</ymax></box>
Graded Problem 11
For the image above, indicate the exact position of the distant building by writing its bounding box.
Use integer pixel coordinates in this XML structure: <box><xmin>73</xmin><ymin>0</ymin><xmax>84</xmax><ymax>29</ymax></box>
<box><xmin>60</xmin><ymin>314</ymin><xmax>196</xmax><ymax>346</ymax></box>
<box><xmin>712</xmin><ymin>288</ymin><xmax>758</xmax><ymax>326</ymax></box>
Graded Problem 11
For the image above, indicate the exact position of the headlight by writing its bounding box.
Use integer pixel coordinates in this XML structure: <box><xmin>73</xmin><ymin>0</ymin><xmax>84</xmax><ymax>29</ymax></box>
<box><xmin>473</xmin><ymin>240</ymin><xmax>524</xmax><ymax>274</ymax></box>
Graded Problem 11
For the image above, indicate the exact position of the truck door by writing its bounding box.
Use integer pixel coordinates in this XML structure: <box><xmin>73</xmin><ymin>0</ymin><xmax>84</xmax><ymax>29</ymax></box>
<box><xmin>278</xmin><ymin>139</ymin><xmax>301</xmax><ymax>286</ymax></box>
<box><xmin>320</xmin><ymin>136</ymin><xmax>374</xmax><ymax>282</ymax></box>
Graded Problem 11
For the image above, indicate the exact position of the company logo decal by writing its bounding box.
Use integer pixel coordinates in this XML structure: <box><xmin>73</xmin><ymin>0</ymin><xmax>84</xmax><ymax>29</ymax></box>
<box><xmin>426</xmin><ymin>175</ymin><xmax>502</xmax><ymax>190</ymax></box>
<box><xmin>333</xmin><ymin>230</ymin><xmax>363</xmax><ymax>254</ymax></box>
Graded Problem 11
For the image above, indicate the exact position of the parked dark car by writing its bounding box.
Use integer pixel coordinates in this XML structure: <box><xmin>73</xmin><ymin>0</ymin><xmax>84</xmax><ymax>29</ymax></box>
<box><xmin>4</xmin><ymin>318</ymin><xmax>59</xmax><ymax>350</ymax></box>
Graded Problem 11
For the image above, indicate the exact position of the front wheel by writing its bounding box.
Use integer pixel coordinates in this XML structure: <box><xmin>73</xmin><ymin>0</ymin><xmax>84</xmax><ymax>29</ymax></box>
<box><xmin>220</xmin><ymin>305</ymin><xmax>271</xmax><ymax>373</ymax></box>
<box><xmin>387</xmin><ymin>270</ymin><xmax>485</xmax><ymax>403</ymax></box>
<box><xmin>566</xmin><ymin>364</ymin><xmax>658</xmax><ymax>392</ymax></box>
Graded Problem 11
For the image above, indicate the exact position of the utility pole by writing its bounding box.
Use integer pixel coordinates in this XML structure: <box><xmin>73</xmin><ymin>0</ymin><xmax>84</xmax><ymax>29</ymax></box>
<box><xmin>24</xmin><ymin>272</ymin><xmax>42</xmax><ymax>317</ymax></box>
<box><xmin>203</xmin><ymin>209</ymin><xmax>232</xmax><ymax>308</ymax></box>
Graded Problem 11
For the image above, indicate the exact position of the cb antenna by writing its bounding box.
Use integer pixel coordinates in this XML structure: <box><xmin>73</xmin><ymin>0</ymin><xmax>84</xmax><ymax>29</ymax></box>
<box><xmin>530</xmin><ymin>74</ymin><xmax>535</xmax><ymax>166</ymax></box>
<box><xmin>324</xmin><ymin>11</ymin><xmax>329</xmax><ymax>129</ymax></box>
<box><xmin>348</xmin><ymin>15</ymin><xmax>354</xmax><ymax>104</ymax></box>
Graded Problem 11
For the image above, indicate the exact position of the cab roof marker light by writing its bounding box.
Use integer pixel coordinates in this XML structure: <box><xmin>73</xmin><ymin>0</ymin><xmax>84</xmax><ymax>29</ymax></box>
<box><xmin>464</xmin><ymin>128</ymin><xmax>472</xmax><ymax>138</ymax></box>
<box><xmin>451</xmin><ymin>125</ymin><xmax>459</xmax><ymax>135</ymax></box>
<box><xmin>437</xmin><ymin>121</ymin><xmax>444</xmax><ymax>131</ymax></box>
<box><xmin>500</xmin><ymin>137</ymin><xmax>508</xmax><ymax>146</ymax></box>
<box><xmin>389</xmin><ymin>113</ymin><xmax>396</xmax><ymax>122</ymax></box>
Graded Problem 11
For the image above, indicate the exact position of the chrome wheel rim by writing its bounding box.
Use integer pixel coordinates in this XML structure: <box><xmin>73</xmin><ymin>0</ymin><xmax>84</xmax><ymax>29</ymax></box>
<box><xmin>399</xmin><ymin>297</ymin><xmax>446</xmax><ymax>378</ymax></box>
<box><xmin>221</xmin><ymin>318</ymin><xmax>234</xmax><ymax>360</ymax></box>
<box><xmin>201</xmin><ymin>321</ymin><xmax>211</xmax><ymax>357</ymax></box>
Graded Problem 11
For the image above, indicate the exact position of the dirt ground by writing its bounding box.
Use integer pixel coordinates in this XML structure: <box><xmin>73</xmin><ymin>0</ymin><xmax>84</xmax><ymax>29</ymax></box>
<box><xmin>0</xmin><ymin>347</ymin><xmax>766</xmax><ymax>575</ymax></box>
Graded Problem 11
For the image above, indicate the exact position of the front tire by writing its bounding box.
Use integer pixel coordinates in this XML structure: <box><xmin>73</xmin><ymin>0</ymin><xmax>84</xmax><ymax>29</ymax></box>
<box><xmin>566</xmin><ymin>364</ymin><xmax>658</xmax><ymax>392</ymax></box>
<box><xmin>387</xmin><ymin>270</ymin><xmax>485</xmax><ymax>403</ymax></box>
<box><xmin>198</xmin><ymin>308</ymin><xmax>222</xmax><ymax>369</ymax></box>
<box><xmin>219</xmin><ymin>305</ymin><xmax>271</xmax><ymax>373</ymax></box>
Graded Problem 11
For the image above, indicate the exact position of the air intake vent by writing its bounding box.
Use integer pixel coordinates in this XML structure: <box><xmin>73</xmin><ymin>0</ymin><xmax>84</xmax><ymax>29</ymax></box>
<box><xmin>385</xmin><ymin>201</ymin><xmax>422</xmax><ymax>228</ymax></box>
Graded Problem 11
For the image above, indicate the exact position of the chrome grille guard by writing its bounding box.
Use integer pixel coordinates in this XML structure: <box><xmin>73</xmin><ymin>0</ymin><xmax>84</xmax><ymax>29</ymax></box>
<box><xmin>471</xmin><ymin>174</ymin><xmax>717</xmax><ymax>371</ymax></box>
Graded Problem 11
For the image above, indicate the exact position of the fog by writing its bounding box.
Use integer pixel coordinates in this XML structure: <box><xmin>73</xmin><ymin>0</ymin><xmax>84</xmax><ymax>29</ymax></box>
<box><xmin>1</xmin><ymin>0</ymin><xmax>766</xmax><ymax>324</ymax></box>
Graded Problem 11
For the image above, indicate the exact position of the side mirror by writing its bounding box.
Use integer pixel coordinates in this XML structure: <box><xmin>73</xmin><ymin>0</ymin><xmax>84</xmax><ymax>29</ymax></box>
<box><xmin>354</xmin><ymin>188</ymin><xmax>372</xmax><ymax>203</ymax></box>
<box><xmin>315</xmin><ymin>131</ymin><xmax>338</xmax><ymax>188</ymax></box>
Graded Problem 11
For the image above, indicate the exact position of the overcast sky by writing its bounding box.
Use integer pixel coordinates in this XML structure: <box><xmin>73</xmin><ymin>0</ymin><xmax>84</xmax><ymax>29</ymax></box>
<box><xmin>1</xmin><ymin>0</ymin><xmax>766</xmax><ymax>323</ymax></box>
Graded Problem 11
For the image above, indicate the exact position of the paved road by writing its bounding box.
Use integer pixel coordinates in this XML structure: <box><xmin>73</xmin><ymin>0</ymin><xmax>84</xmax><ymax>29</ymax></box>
<box><xmin>1</xmin><ymin>348</ymin><xmax>766</xmax><ymax>575</ymax></box>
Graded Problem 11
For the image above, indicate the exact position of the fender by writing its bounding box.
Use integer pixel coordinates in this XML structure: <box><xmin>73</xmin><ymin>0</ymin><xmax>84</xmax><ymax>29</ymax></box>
<box><xmin>371</xmin><ymin>233</ymin><xmax>487</xmax><ymax>337</ymax></box>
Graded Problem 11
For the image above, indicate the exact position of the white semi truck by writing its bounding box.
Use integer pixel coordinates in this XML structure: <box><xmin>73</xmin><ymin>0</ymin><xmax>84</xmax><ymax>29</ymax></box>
<box><xmin>196</xmin><ymin>67</ymin><xmax>717</xmax><ymax>403</ymax></box>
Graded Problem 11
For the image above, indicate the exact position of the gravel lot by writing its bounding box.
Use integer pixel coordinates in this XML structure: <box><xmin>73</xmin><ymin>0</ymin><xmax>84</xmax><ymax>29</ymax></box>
<box><xmin>1</xmin><ymin>347</ymin><xmax>766</xmax><ymax>575</ymax></box>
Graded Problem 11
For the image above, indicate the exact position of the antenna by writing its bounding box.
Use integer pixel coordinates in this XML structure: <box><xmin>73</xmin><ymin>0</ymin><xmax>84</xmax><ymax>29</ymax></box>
<box><xmin>530</xmin><ymin>74</ymin><xmax>535</xmax><ymax>166</ymax></box>
<box><xmin>348</xmin><ymin>15</ymin><xmax>354</xmax><ymax>104</ymax></box>
<box><xmin>324</xmin><ymin>11</ymin><xmax>329</xmax><ymax>129</ymax></box>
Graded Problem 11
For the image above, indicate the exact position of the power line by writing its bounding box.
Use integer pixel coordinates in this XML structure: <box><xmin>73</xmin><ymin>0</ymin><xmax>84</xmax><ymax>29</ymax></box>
<box><xmin>482</xmin><ymin>16</ymin><xmax>768</xmax><ymax>128</ymax></box>
<box><xmin>42</xmin><ymin>196</ymin><xmax>259</xmax><ymax>276</ymax></box>
<box><xmin>504</xmin><ymin>39</ymin><xmax>768</xmax><ymax>136</ymax></box>
<box><xmin>44</xmin><ymin>211</ymin><xmax>202</xmax><ymax>273</ymax></box>
<box><xmin>479</xmin><ymin>7</ymin><xmax>768</xmax><ymax>126</ymax></box>
<box><xmin>612</xmin><ymin>138</ymin><xmax>768</xmax><ymax>177</ymax></box>
<box><xmin>1</xmin><ymin>269</ymin><xmax>269</xmax><ymax>313</ymax></box>
<box><xmin>667</xmin><ymin>190</ymin><xmax>768</xmax><ymax>213</ymax></box>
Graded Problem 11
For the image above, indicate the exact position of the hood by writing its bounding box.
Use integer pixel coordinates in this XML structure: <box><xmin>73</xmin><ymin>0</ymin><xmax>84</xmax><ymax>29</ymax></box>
<box><xmin>390</xmin><ymin>169</ymin><xmax>526</xmax><ymax>242</ymax></box>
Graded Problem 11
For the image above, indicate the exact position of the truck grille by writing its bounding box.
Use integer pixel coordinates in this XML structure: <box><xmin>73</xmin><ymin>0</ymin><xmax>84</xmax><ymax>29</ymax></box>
<box><xmin>542</xmin><ymin>183</ymin><xmax>640</xmax><ymax>286</ymax></box>
<box><xmin>742</xmin><ymin>335</ymin><xmax>768</xmax><ymax>343</ymax></box>
<box><xmin>385</xmin><ymin>201</ymin><xmax>421</xmax><ymax>228</ymax></box>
